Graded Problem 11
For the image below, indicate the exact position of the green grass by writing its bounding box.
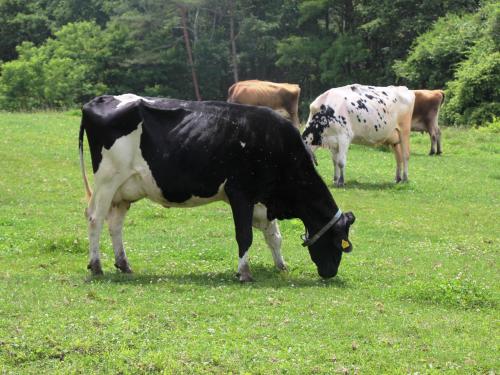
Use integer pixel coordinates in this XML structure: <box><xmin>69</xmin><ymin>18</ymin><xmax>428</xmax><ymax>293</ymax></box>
<box><xmin>0</xmin><ymin>112</ymin><xmax>498</xmax><ymax>374</ymax></box>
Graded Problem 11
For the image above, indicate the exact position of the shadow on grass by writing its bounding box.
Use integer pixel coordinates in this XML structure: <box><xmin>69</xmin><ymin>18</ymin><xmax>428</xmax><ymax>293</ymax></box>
<box><xmin>86</xmin><ymin>264</ymin><xmax>351</xmax><ymax>289</ymax></box>
<box><xmin>341</xmin><ymin>180</ymin><xmax>396</xmax><ymax>191</ymax></box>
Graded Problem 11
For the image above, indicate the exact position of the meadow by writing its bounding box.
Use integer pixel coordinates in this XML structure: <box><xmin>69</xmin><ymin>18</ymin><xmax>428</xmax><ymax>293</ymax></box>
<box><xmin>0</xmin><ymin>112</ymin><xmax>498</xmax><ymax>374</ymax></box>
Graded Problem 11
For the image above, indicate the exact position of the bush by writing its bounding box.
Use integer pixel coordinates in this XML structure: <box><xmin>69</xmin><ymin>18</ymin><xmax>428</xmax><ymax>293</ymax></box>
<box><xmin>0</xmin><ymin>21</ymin><xmax>109</xmax><ymax>111</ymax></box>
<box><xmin>441</xmin><ymin>2</ymin><xmax>500</xmax><ymax>126</ymax></box>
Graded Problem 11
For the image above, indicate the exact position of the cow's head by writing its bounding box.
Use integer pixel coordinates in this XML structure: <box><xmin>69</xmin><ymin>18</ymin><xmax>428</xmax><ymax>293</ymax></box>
<box><xmin>303</xmin><ymin>211</ymin><xmax>355</xmax><ymax>278</ymax></box>
<box><xmin>302</xmin><ymin>104</ymin><xmax>337</xmax><ymax>147</ymax></box>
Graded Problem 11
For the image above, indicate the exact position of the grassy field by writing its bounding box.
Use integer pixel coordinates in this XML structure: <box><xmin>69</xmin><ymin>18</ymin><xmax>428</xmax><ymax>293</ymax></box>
<box><xmin>0</xmin><ymin>112</ymin><xmax>498</xmax><ymax>374</ymax></box>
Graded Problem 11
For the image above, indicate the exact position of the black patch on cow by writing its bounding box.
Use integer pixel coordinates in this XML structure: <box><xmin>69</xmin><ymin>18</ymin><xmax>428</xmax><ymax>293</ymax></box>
<box><xmin>365</xmin><ymin>94</ymin><xmax>374</xmax><ymax>100</ymax></box>
<box><xmin>356</xmin><ymin>99</ymin><xmax>369</xmax><ymax>112</ymax></box>
<box><xmin>302</xmin><ymin>104</ymin><xmax>337</xmax><ymax>145</ymax></box>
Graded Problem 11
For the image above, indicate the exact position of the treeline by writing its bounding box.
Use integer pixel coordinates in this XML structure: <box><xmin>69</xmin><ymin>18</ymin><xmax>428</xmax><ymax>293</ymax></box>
<box><xmin>0</xmin><ymin>0</ymin><xmax>498</xmax><ymax>126</ymax></box>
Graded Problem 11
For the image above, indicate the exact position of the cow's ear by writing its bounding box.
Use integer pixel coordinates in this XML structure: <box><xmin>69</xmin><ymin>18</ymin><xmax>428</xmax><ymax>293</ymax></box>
<box><xmin>344</xmin><ymin>211</ymin><xmax>355</xmax><ymax>226</ymax></box>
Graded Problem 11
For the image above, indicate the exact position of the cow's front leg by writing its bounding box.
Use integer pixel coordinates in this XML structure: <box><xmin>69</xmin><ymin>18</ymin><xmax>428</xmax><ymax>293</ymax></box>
<box><xmin>107</xmin><ymin>201</ymin><xmax>132</xmax><ymax>273</ymax></box>
<box><xmin>252</xmin><ymin>204</ymin><xmax>286</xmax><ymax>271</ymax></box>
<box><xmin>226</xmin><ymin>188</ymin><xmax>255</xmax><ymax>282</ymax></box>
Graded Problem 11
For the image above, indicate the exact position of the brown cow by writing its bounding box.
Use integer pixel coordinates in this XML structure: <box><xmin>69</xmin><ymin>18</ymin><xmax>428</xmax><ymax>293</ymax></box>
<box><xmin>411</xmin><ymin>90</ymin><xmax>445</xmax><ymax>155</ymax></box>
<box><xmin>227</xmin><ymin>80</ymin><xmax>301</xmax><ymax>128</ymax></box>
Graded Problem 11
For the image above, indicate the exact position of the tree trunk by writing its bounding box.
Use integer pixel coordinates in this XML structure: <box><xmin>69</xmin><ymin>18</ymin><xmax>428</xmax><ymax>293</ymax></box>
<box><xmin>229</xmin><ymin>0</ymin><xmax>239</xmax><ymax>83</ymax></box>
<box><xmin>179</xmin><ymin>5</ymin><xmax>202</xmax><ymax>101</ymax></box>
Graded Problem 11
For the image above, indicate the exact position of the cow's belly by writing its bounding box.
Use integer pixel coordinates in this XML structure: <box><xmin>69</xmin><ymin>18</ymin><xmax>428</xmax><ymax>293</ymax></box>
<box><xmin>352</xmin><ymin>125</ymin><xmax>398</xmax><ymax>146</ymax></box>
<box><xmin>411</xmin><ymin>118</ymin><xmax>427</xmax><ymax>132</ymax></box>
<box><xmin>113</xmin><ymin>159</ymin><xmax>228</xmax><ymax>208</ymax></box>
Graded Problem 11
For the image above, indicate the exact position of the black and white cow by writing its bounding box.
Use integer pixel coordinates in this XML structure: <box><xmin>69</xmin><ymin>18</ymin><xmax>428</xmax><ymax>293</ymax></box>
<box><xmin>79</xmin><ymin>94</ymin><xmax>355</xmax><ymax>281</ymax></box>
<box><xmin>302</xmin><ymin>84</ymin><xmax>415</xmax><ymax>186</ymax></box>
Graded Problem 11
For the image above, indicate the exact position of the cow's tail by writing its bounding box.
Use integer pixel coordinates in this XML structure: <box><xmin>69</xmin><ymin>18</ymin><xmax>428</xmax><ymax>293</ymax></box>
<box><xmin>79</xmin><ymin>119</ymin><xmax>92</xmax><ymax>202</ymax></box>
<box><xmin>440</xmin><ymin>90</ymin><xmax>445</xmax><ymax>106</ymax></box>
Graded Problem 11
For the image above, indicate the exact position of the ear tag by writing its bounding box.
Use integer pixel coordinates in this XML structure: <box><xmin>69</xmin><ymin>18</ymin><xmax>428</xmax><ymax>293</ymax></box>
<box><xmin>341</xmin><ymin>240</ymin><xmax>350</xmax><ymax>249</ymax></box>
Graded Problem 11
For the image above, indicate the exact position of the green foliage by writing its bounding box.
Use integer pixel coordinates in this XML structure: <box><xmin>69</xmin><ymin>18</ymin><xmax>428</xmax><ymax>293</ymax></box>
<box><xmin>396</xmin><ymin>1</ymin><xmax>500</xmax><ymax>127</ymax></box>
<box><xmin>0</xmin><ymin>21</ymin><xmax>109</xmax><ymax>110</ymax></box>
<box><xmin>0</xmin><ymin>0</ymin><xmax>51</xmax><ymax>61</ymax></box>
<box><xmin>442</xmin><ymin>50</ymin><xmax>500</xmax><ymax>126</ymax></box>
<box><xmin>0</xmin><ymin>0</ymin><xmax>493</xmax><ymax>113</ymax></box>
<box><xmin>441</xmin><ymin>2</ymin><xmax>500</xmax><ymax>126</ymax></box>
<box><xmin>319</xmin><ymin>34</ymin><xmax>370</xmax><ymax>86</ymax></box>
<box><xmin>393</xmin><ymin>13</ymin><xmax>478</xmax><ymax>88</ymax></box>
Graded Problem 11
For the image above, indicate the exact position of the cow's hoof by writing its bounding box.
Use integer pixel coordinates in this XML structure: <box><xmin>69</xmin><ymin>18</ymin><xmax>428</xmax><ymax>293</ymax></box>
<box><xmin>87</xmin><ymin>260</ymin><xmax>104</xmax><ymax>276</ymax></box>
<box><xmin>436</xmin><ymin>151</ymin><xmax>442</xmax><ymax>156</ymax></box>
<box><xmin>429</xmin><ymin>150</ymin><xmax>436</xmax><ymax>156</ymax></box>
<box><xmin>334</xmin><ymin>182</ymin><xmax>344</xmax><ymax>188</ymax></box>
<box><xmin>114</xmin><ymin>261</ymin><xmax>133</xmax><ymax>274</ymax></box>
<box><xmin>395</xmin><ymin>177</ymin><xmax>402</xmax><ymax>183</ymax></box>
<box><xmin>276</xmin><ymin>262</ymin><xmax>288</xmax><ymax>271</ymax></box>
<box><xmin>239</xmin><ymin>273</ymin><xmax>254</xmax><ymax>283</ymax></box>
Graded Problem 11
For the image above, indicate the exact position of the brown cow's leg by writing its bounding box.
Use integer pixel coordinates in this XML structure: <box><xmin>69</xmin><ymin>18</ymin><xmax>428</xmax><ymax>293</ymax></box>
<box><xmin>429</xmin><ymin>131</ymin><xmax>437</xmax><ymax>155</ymax></box>
<box><xmin>436</xmin><ymin>127</ymin><xmax>442</xmax><ymax>155</ymax></box>
<box><xmin>107</xmin><ymin>201</ymin><xmax>133</xmax><ymax>273</ymax></box>
<box><xmin>401</xmin><ymin>130</ymin><xmax>410</xmax><ymax>182</ymax></box>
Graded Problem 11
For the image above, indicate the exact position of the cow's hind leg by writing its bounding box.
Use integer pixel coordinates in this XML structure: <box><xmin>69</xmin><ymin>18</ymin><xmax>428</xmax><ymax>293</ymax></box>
<box><xmin>226</xmin><ymin>186</ymin><xmax>254</xmax><ymax>282</ymax></box>
<box><xmin>252</xmin><ymin>204</ymin><xmax>286</xmax><ymax>271</ymax></box>
<box><xmin>331</xmin><ymin>144</ymin><xmax>347</xmax><ymax>187</ymax></box>
<box><xmin>392</xmin><ymin>143</ymin><xmax>403</xmax><ymax>183</ymax></box>
<box><xmin>436</xmin><ymin>127</ymin><xmax>442</xmax><ymax>155</ymax></box>
<box><xmin>86</xmin><ymin>178</ymin><xmax>125</xmax><ymax>275</ymax></box>
<box><xmin>107</xmin><ymin>201</ymin><xmax>132</xmax><ymax>273</ymax></box>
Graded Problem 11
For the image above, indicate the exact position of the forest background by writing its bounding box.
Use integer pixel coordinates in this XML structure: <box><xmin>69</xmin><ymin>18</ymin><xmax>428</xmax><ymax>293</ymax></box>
<box><xmin>0</xmin><ymin>0</ymin><xmax>498</xmax><ymax>127</ymax></box>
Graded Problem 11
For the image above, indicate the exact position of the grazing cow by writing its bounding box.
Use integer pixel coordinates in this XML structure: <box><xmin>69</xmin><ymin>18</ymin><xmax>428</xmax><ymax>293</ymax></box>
<box><xmin>302</xmin><ymin>84</ymin><xmax>415</xmax><ymax>186</ymax></box>
<box><xmin>79</xmin><ymin>94</ymin><xmax>355</xmax><ymax>281</ymax></box>
<box><xmin>411</xmin><ymin>89</ymin><xmax>444</xmax><ymax>155</ymax></box>
<box><xmin>227</xmin><ymin>80</ymin><xmax>301</xmax><ymax>128</ymax></box>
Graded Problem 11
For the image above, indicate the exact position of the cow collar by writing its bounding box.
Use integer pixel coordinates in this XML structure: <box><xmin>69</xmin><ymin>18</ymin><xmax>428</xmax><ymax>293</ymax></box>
<box><xmin>301</xmin><ymin>209</ymin><xmax>342</xmax><ymax>247</ymax></box>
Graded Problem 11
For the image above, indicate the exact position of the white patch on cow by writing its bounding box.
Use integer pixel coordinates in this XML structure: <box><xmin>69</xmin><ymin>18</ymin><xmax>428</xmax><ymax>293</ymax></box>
<box><xmin>95</xmin><ymin>123</ymin><xmax>227</xmax><ymax>208</ymax></box>
<box><xmin>252</xmin><ymin>203</ymin><xmax>285</xmax><ymax>270</ymax></box>
<box><xmin>240</xmin><ymin>141</ymin><xmax>246</xmax><ymax>148</ymax></box>
<box><xmin>303</xmin><ymin>133</ymin><xmax>314</xmax><ymax>146</ymax></box>
<box><xmin>238</xmin><ymin>251</ymin><xmax>249</xmax><ymax>274</ymax></box>
<box><xmin>114</xmin><ymin>93</ymin><xmax>155</xmax><ymax>108</ymax></box>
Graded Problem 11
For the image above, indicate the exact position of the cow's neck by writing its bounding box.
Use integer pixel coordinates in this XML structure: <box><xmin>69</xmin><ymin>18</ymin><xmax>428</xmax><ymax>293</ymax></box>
<box><xmin>297</xmin><ymin>183</ymin><xmax>339</xmax><ymax>235</ymax></box>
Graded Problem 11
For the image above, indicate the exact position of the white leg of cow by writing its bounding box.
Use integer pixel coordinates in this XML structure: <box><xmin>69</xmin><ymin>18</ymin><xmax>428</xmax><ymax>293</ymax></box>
<box><xmin>252</xmin><ymin>204</ymin><xmax>286</xmax><ymax>271</ymax></box>
<box><xmin>86</xmin><ymin>178</ymin><xmax>125</xmax><ymax>275</ymax></box>
<box><xmin>331</xmin><ymin>143</ymin><xmax>347</xmax><ymax>187</ymax></box>
<box><xmin>107</xmin><ymin>201</ymin><xmax>132</xmax><ymax>273</ymax></box>
<box><xmin>392</xmin><ymin>143</ymin><xmax>403</xmax><ymax>183</ymax></box>
<box><xmin>331</xmin><ymin>149</ymin><xmax>340</xmax><ymax>186</ymax></box>
<box><xmin>400</xmin><ymin>132</ymin><xmax>410</xmax><ymax>182</ymax></box>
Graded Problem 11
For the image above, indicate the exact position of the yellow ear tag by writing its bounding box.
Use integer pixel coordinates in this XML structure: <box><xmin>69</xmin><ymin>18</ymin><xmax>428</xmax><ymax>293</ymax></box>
<box><xmin>341</xmin><ymin>240</ymin><xmax>350</xmax><ymax>249</ymax></box>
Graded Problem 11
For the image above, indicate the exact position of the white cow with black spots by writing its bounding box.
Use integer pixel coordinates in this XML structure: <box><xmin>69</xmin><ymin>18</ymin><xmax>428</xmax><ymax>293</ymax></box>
<box><xmin>302</xmin><ymin>84</ymin><xmax>415</xmax><ymax>186</ymax></box>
